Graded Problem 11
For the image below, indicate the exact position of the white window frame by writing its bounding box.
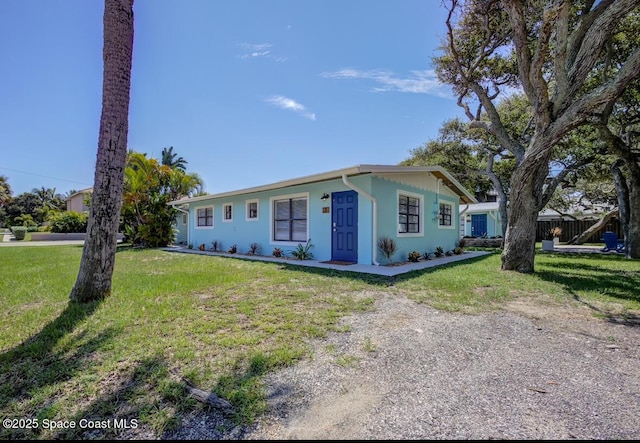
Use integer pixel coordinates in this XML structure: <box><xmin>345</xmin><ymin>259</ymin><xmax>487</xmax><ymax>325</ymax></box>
<box><xmin>195</xmin><ymin>205</ymin><xmax>214</xmax><ymax>229</ymax></box>
<box><xmin>270</xmin><ymin>192</ymin><xmax>309</xmax><ymax>245</ymax></box>
<box><xmin>438</xmin><ymin>200</ymin><xmax>455</xmax><ymax>230</ymax></box>
<box><xmin>245</xmin><ymin>199</ymin><xmax>259</xmax><ymax>221</ymax></box>
<box><xmin>222</xmin><ymin>202</ymin><xmax>233</xmax><ymax>223</ymax></box>
<box><xmin>182</xmin><ymin>213</ymin><xmax>187</xmax><ymax>224</ymax></box>
<box><xmin>397</xmin><ymin>190</ymin><xmax>424</xmax><ymax>238</ymax></box>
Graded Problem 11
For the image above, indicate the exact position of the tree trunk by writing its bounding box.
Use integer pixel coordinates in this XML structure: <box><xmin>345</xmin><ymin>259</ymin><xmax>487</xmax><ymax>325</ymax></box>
<box><xmin>70</xmin><ymin>0</ymin><xmax>134</xmax><ymax>303</ymax></box>
<box><xmin>567</xmin><ymin>209</ymin><xmax>619</xmax><ymax>245</ymax></box>
<box><xmin>611</xmin><ymin>159</ymin><xmax>630</xmax><ymax>250</ymax></box>
<box><xmin>501</xmin><ymin>152</ymin><xmax>550</xmax><ymax>273</ymax></box>
<box><xmin>625</xmin><ymin>160</ymin><xmax>640</xmax><ymax>259</ymax></box>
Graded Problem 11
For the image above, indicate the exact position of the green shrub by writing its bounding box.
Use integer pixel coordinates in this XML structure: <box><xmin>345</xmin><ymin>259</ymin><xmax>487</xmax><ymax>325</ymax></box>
<box><xmin>407</xmin><ymin>251</ymin><xmax>421</xmax><ymax>262</ymax></box>
<box><xmin>248</xmin><ymin>242</ymin><xmax>262</xmax><ymax>255</ymax></box>
<box><xmin>47</xmin><ymin>211</ymin><xmax>88</xmax><ymax>233</ymax></box>
<box><xmin>12</xmin><ymin>226</ymin><xmax>27</xmax><ymax>240</ymax></box>
<box><xmin>13</xmin><ymin>214</ymin><xmax>37</xmax><ymax>228</ymax></box>
<box><xmin>377</xmin><ymin>236</ymin><xmax>398</xmax><ymax>262</ymax></box>
<box><xmin>291</xmin><ymin>239</ymin><xmax>314</xmax><ymax>260</ymax></box>
<box><xmin>121</xmin><ymin>194</ymin><xmax>178</xmax><ymax>247</ymax></box>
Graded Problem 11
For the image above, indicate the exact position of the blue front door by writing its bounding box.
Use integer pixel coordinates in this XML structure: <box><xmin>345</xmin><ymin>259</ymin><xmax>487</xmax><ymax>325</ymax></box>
<box><xmin>471</xmin><ymin>214</ymin><xmax>487</xmax><ymax>237</ymax></box>
<box><xmin>332</xmin><ymin>190</ymin><xmax>358</xmax><ymax>262</ymax></box>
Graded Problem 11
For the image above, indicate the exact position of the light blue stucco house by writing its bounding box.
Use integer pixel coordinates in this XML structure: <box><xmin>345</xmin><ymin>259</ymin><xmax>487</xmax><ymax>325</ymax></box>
<box><xmin>169</xmin><ymin>165</ymin><xmax>476</xmax><ymax>265</ymax></box>
<box><xmin>459</xmin><ymin>201</ymin><xmax>504</xmax><ymax>238</ymax></box>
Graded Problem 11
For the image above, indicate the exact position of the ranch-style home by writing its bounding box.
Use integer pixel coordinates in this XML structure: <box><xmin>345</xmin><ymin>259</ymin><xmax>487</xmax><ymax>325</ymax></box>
<box><xmin>169</xmin><ymin>165</ymin><xmax>476</xmax><ymax>265</ymax></box>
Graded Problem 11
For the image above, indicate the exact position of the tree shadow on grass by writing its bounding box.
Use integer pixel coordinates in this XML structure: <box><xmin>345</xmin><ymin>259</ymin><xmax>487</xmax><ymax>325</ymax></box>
<box><xmin>275</xmin><ymin>262</ymin><xmax>392</xmax><ymax>287</ymax></box>
<box><xmin>163</xmin><ymin>350</ymin><xmax>304</xmax><ymax>440</ymax></box>
<box><xmin>49</xmin><ymin>356</ymin><xmax>189</xmax><ymax>440</ymax></box>
<box><xmin>54</xmin><ymin>351</ymin><xmax>293</xmax><ymax>439</ymax></box>
<box><xmin>389</xmin><ymin>252</ymin><xmax>496</xmax><ymax>284</ymax></box>
<box><xmin>535</xmin><ymin>255</ymin><xmax>640</xmax><ymax>325</ymax></box>
<box><xmin>273</xmin><ymin>252</ymin><xmax>496</xmax><ymax>287</ymax></box>
<box><xmin>0</xmin><ymin>300</ymin><xmax>115</xmax><ymax>439</ymax></box>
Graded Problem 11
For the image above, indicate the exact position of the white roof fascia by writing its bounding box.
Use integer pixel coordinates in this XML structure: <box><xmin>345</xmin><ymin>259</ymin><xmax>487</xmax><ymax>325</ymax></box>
<box><xmin>168</xmin><ymin>164</ymin><xmax>477</xmax><ymax>205</ymax></box>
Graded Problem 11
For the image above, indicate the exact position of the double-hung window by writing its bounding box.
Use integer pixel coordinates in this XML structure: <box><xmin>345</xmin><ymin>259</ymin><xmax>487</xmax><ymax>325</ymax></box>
<box><xmin>273</xmin><ymin>196</ymin><xmax>307</xmax><ymax>242</ymax></box>
<box><xmin>439</xmin><ymin>202</ymin><xmax>452</xmax><ymax>227</ymax></box>
<box><xmin>223</xmin><ymin>203</ymin><xmax>233</xmax><ymax>222</ymax></box>
<box><xmin>246</xmin><ymin>199</ymin><xmax>259</xmax><ymax>221</ymax></box>
<box><xmin>196</xmin><ymin>206</ymin><xmax>213</xmax><ymax>228</ymax></box>
<box><xmin>398</xmin><ymin>194</ymin><xmax>420</xmax><ymax>234</ymax></box>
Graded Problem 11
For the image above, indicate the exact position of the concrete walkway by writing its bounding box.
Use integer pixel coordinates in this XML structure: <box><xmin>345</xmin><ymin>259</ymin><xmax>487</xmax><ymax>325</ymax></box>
<box><xmin>548</xmin><ymin>244</ymin><xmax>621</xmax><ymax>254</ymax></box>
<box><xmin>0</xmin><ymin>233</ymin><xmax>85</xmax><ymax>246</ymax></box>
<box><xmin>162</xmin><ymin>246</ymin><xmax>492</xmax><ymax>277</ymax></box>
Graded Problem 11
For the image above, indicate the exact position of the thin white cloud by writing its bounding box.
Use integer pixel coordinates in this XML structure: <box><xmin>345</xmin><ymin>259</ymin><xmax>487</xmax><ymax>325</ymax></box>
<box><xmin>266</xmin><ymin>95</ymin><xmax>316</xmax><ymax>121</ymax></box>
<box><xmin>241</xmin><ymin>43</ymin><xmax>272</xmax><ymax>51</ymax></box>
<box><xmin>238</xmin><ymin>43</ymin><xmax>287</xmax><ymax>62</ymax></box>
<box><xmin>320</xmin><ymin>68</ymin><xmax>450</xmax><ymax>97</ymax></box>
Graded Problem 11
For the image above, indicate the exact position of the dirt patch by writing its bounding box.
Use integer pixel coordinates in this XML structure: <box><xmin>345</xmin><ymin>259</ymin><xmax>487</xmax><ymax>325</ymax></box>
<box><xmin>161</xmin><ymin>292</ymin><xmax>640</xmax><ymax>440</ymax></box>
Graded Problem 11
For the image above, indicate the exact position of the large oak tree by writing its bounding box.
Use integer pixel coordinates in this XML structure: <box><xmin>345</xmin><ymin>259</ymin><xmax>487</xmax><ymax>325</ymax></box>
<box><xmin>435</xmin><ymin>0</ymin><xmax>640</xmax><ymax>272</ymax></box>
<box><xmin>70</xmin><ymin>0</ymin><xmax>134</xmax><ymax>302</ymax></box>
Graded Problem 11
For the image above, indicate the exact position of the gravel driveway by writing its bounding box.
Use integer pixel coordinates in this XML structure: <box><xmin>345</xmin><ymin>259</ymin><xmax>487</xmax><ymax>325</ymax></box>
<box><xmin>167</xmin><ymin>293</ymin><xmax>640</xmax><ymax>440</ymax></box>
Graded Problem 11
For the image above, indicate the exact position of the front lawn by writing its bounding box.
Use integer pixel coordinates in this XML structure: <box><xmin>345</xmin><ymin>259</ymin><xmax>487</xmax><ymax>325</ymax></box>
<box><xmin>1</xmin><ymin>246</ymin><xmax>638</xmax><ymax>439</ymax></box>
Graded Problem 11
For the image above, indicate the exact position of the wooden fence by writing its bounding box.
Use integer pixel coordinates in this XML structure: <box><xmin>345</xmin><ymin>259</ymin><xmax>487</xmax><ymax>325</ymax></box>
<box><xmin>536</xmin><ymin>219</ymin><xmax>622</xmax><ymax>243</ymax></box>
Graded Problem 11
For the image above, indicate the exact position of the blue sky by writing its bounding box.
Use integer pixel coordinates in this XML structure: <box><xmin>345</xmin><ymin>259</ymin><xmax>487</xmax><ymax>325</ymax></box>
<box><xmin>0</xmin><ymin>0</ymin><xmax>466</xmax><ymax>197</ymax></box>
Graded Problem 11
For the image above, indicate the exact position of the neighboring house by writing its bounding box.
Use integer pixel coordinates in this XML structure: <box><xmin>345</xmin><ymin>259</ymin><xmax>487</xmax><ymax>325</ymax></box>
<box><xmin>537</xmin><ymin>205</ymin><xmax>612</xmax><ymax>221</ymax></box>
<box><xmin>66</xmin><ymin>187</ymin><xmax>93</xmax><ymax>212</ymax></box>
<box><xmin>459</xmin><ymin>201</ymin><xmax>503</xmax><ymax>238</ymax></box>
<box><xmin>459</xmin><ymin>199</ymin><xmax>617</xmax><ymax>240</ymax></box>
<box><xmin>169</xmin><ymin>164</ymin><xmax>476</xmax><ymax>265</ymax></box>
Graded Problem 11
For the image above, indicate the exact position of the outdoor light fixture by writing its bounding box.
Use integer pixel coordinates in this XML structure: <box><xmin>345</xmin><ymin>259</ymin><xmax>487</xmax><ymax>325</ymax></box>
<box><xmin>321</xmin><ymin>193</ymin><xmax>330</xmax><ymax>201</ymax></box>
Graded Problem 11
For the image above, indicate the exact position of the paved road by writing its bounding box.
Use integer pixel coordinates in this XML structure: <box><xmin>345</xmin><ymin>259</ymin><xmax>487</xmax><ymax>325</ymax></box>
<box><xmin>0</xmin><ymin>233</ymin><xmax>85</xmax><ymax>247</ymax></box>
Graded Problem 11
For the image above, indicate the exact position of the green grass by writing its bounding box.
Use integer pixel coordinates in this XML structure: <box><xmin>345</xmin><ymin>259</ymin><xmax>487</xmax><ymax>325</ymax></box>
<box><xmin>392</xmin><ymin>250</ymin><xmax>640</xmax><ymax>315</ymax></box>
<box><xmin>0</xmin><ymin>246</ymin><xmax>638</xmax><ymax>439</ymax></box>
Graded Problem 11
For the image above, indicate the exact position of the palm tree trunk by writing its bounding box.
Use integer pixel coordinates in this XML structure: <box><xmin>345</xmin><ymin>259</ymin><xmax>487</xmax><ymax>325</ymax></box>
<box><xmin>70</xmin><ymin>0</ymin><xmax>134</xmax><ymax>303</ymax></box>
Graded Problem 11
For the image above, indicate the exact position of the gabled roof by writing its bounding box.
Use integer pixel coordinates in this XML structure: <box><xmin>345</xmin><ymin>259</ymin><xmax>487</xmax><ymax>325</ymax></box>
<box><xmin>66</xmin><ymin>187</ymin><xmax>93</xmax><ymax>200</ymax></box>
<box><xmin>169</xmin><ymin>164</ymin><xmax>477</xmax><ymax>205</ymax></box>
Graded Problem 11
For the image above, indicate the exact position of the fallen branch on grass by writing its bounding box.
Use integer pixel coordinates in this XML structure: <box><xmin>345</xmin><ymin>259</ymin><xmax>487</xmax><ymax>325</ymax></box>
<box><xmin>182</xmin><ymin>377</ymin><xmax>234</xmax><ymax>414</ymax></box>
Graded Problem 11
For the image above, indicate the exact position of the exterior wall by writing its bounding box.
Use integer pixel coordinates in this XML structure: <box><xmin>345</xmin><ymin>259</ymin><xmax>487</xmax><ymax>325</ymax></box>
<box><xmin>66</xmin><ymin>193</ymin><xmax>90</xmax><ymax>212</ymax></box>
<box><xmin>372</xmin><ymin>174</ymin><xmax>460</xmax><ymax>263</ymax></box>
<box><xmin>185</xmin><ymin>175</ymin><xmax>375</xmax><ymax>264</ymax></box>
<box><xmin>174</xmin><ymin>211</ymin><xmax>188</xmax><ymax>245</ymax></box>
<box><xmin>182</xmin><ymin>172</ymin><xmax>464</xmax><ymax>265</ymax></box>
